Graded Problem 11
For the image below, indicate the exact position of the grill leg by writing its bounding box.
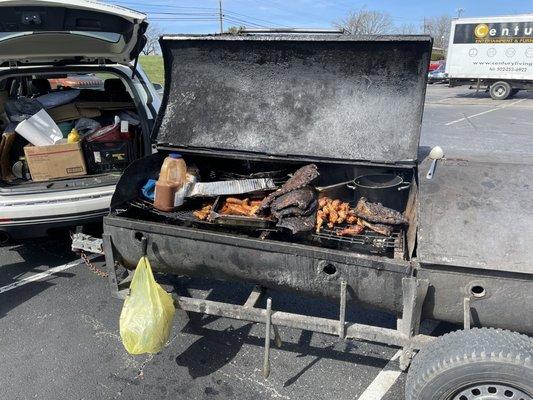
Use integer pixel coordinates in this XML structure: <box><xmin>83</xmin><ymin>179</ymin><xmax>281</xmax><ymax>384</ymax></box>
<box><xmin>102</xmin><ymin>233</ymin><xmax>123</xmax><ymax>299</ymax></box>
<box><xmin>339</xmin><ymin>280</ymin><xmax>347</xmax><ymax>339</ymax></box>
<box><xmin>463</xmin><ymin>297</ymin><xmax>471</xmax><ymax>330</ymax></box>
<box><xmin>398</xmin><ymin>277</ymin><xmax>429</xmax><ymax>371</ymax></box>
<box><xmin>263</xmin><ymin>298</ymin><xmax>272</xmax><ymax>379</ymax></box>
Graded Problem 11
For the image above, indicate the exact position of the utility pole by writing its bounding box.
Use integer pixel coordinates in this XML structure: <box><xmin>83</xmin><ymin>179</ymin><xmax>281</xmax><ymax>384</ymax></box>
<box><xmin>219</xmin><ymin>0</ymin><xmax>223</xmax><ymax>33</ymax></box>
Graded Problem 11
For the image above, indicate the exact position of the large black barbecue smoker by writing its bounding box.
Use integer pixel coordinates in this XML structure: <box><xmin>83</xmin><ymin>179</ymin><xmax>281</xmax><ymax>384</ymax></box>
<box><xmin>75</xmin><ymin>34</ymin><xmax>533</xmax><ymax>399</ymax></box>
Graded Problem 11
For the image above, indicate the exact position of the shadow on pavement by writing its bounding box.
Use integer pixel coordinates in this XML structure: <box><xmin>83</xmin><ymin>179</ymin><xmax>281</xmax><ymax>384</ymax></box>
<box><xmin>171</xmin><ymin>277</ymin><xmax>393</xmax><ymax>380</ymax></box>
<box><xmin>0</xmin><ymin>235</ymin><xmax>77</xmax><ymax>319</ymax></box>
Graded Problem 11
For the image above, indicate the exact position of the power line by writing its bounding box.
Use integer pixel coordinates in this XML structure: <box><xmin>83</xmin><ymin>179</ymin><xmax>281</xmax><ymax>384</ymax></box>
<box><xmin>223</xmin><ymin>16</ymin><xmax>268</xmax><ymax>29</ymax></box>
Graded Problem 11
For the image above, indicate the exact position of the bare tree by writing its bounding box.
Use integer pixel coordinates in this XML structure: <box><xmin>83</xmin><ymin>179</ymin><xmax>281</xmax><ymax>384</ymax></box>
<box><xmin>226</xmin><ymin>25</ymin><xmax>246</xmax><ymax>35</ymax></box>
<box><xmin>395</xmin><ymin>23</ymin><xmax>420</xmax><ymax>35</ymax></box>
<box><xmin>142</xmin><ymin>25</ymin><xmax>162</xmax><ymax>56</ymax></box>
<box><xmin>423</xmin><ymin>15</ymin><xmax>452</xmax><ymax>50</ymax></box>
<box><xmin>334</xmin><ymin>8</ymin><xmax>393</xmax><ymax>35</ymax></box>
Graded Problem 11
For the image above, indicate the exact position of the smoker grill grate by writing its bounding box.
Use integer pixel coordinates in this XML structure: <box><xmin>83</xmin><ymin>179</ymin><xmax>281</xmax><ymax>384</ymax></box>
<box><xmin>312</xmin><ymin>226</ymin><xmax>403</xmax><ymax>254</ymax></box>
<box><xmin>128</xmin><ymin>199</ymin><xmax>213</xmax><ymax>223</ymax></box>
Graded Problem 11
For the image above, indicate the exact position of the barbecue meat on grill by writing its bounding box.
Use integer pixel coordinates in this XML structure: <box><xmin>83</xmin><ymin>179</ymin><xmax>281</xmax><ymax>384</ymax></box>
<box><xmin>357</xmin><ymin>219</ymin><xmax>393</xmax><ymax>236</ymax></box>
<box><xmin>353</xmin><ymin>197</ymin><xmax>408</xmax><ymax>225</ymax></box>
<box><xmin>259</xmin><ymin>164</ymin><xmax>319</xmax><ymax>213</ymax></box>
<box><xmin>277</xmin><ymin>212</ymin><xmax>317</xmax><ymax>234</ymax></box>
<box><xmin>337</xmin><ymin>225</ymin><xmax>364</xmax><ymax>237</ymax></box>
<box><xmin>271</xmin><ymin>186</ymin><xmax>315</xmax><ymax>212</ymax></box>
<box><xmin>272</xmin><ymin>200</ymin><xmax>318</xmax><ymax>219</ymax></box>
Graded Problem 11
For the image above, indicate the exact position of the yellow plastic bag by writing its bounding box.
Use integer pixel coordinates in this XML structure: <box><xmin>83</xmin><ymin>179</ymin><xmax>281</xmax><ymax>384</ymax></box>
<box><xmin>119</xmin><ymin>256</ymin><xmax>175</xmax><ymax>354</ymax></box>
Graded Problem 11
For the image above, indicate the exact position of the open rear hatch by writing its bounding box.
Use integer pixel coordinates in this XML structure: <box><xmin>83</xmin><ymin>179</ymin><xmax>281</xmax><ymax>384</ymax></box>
<box><xmin>0</xmin><ymin>0</ymin><xmax>147</xmax><ymax>66</ymax></box>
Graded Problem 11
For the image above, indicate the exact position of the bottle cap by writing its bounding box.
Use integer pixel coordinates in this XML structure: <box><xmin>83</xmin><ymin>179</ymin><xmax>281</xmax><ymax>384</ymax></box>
<box><xmin>169</xmin><ymin>153</ymin><xmax>182</xmax><ymax>159</ymax></box>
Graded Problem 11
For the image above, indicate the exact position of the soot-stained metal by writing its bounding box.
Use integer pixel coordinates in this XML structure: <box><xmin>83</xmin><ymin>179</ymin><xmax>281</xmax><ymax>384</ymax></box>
<box><xmin>155</xmin><ymin>34</ymin><xmax>431</xmax><ymax>164</ymax></box>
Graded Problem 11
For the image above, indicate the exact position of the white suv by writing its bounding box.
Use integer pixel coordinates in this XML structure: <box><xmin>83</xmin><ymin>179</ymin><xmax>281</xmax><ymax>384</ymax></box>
<box><xmin>0</xmin><ymin>0</ymin><xmax>161</xmax><ymax>242</ymax></box>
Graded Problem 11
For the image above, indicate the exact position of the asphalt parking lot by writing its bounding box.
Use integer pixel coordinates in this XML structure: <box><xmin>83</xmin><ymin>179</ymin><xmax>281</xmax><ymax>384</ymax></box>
<box><xmin>1</xmin><ymin>85</ymin><xmax>532</xmax><ymax>400</ymax></box>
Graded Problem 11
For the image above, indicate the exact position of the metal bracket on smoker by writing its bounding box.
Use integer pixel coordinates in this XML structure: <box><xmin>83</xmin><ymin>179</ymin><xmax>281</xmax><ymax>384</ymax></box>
<box><xmin>463</xmin><ymin>297</ymin><xmax>471</xmax><ymax>330</ymax></box>
<box><xmin>102</xmin><ymin>233</ymin><xmax>131</xmax><ymax>299</ymax></box>
<box><xmin>397</xmin><ymin>277</ymin><xmax>429</xmax><ymax>371</ymax></box>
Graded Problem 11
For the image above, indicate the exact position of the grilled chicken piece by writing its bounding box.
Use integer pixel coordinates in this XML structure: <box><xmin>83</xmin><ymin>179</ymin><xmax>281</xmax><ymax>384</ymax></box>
<box><xmin>259</xmin><ymin>164</ymin><xmax>319</xmax><ymax>213</ymax></box>
<box><xmin>337</xmin><ymin>225</ymin><xmax>364</xmax><ymax>237</ymax></box>
<box><xmin>353</xmin><ymin>197</ymin><xmax>408</xmax><ymax>225</ymax></box>
<box><xmin>346</xmin><ymin>214</ymin><xmax>358</xmax><ymax>224</ymax></box>
<box><xmin>226</xmin><ymin>197</ymin><xmax>245</xmax><ymax>205</ymax></box>
<box><xmin>318</xmin><ymin>197</ymin><xmax>330</xmax><ymax>208</ymax></box>
<box><xmin>358</xmin><ymin>218</ymin><xmax>393</xmax><ymax>236</ymax></box>
<box><xmin>316</xmin><ymin>210</ymin><xmax>325</xmax><ymax>233</ymax></box>
<box><xmin>193</xmin><ymin>204</ymin><xmax>212</xmax><ymax>221</ymax></box>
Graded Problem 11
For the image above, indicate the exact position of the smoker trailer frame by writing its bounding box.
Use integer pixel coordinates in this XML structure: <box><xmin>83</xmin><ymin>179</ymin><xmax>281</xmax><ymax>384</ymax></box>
<box><xmin>100</xmin><ymin>235</ymin><xmax>433</xmax><ymax>373</ymax></box>
<box><xmin>90</xmin><ymin>34</ymin><xmax>533</xmax><ymax>399</ymax></box>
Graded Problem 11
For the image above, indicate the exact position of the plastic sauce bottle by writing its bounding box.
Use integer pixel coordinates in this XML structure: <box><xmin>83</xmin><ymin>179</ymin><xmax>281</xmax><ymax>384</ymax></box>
<box><xmin>154</xmin><ymin>153</ymin><xmax>187</xmax><ymax>212</ymax></box>
<box><xmin>67</xmin><ymin>128</ymin><xmax>80</xmax><ymax>143</ymax></box>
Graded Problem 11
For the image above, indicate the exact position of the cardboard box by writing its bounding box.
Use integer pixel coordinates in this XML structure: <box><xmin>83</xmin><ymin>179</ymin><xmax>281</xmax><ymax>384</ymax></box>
<box><xmin>47</xmin><ymin>103</ymin><xmax>100</xmax><ymax>123</ymax></box>
<box><xmin>24</xmin><ymin>142</ymin><xmax>87</xmax><ymax>182</ymax></box>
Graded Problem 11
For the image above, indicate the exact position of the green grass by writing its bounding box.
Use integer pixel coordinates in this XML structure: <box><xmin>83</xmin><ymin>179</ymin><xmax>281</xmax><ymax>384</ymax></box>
<box><xmin>139</xmin><ymin>55</ymin><xmax>164</xmax><ymax>85</ymax></box>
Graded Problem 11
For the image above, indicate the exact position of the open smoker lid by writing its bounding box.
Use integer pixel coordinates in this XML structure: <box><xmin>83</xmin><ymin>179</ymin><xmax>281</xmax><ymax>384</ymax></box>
<box><xmin>156</xmin><ymin>34</ymin><xmax>432</xmax><ymax>164</ymax></box>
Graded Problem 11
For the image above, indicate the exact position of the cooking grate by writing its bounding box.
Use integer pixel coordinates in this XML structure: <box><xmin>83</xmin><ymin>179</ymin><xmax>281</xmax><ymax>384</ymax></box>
<box><xmin>128</xmin><ymin>199</ymin><xmax>213</xmax><ymax>224</ymax></box>
<box><xmin>312</xmin><ymin>226</ymin><xmax>404</xmax><ymax>256</ymax></box>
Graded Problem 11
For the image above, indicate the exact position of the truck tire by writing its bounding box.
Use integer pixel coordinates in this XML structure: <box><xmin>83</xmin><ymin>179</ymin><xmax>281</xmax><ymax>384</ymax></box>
<box><xmin>405</xmin><ymin>328</ymin><xmax>533</xmax><ymax>400</ymax></box>
<box><xmin>489</xmin><ymin>81</ymin><xmax>512</xmax><ymax>100</ymax></box>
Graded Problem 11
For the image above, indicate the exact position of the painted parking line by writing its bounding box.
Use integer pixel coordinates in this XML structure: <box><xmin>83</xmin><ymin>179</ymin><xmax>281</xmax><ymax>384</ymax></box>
<box><xmin>357</xmin><ymin>320</ymin><xmax>439</xmax><ymax>400</ymax></box>
<box><xmin>0</xmin><ymin>255</ymin><xmax>97</xmax><ymax>294</ymax></box>
<box><xmin>444</xmin><ymin>98</ymin><xmax>527</xmax><ymax>126</ymax></box>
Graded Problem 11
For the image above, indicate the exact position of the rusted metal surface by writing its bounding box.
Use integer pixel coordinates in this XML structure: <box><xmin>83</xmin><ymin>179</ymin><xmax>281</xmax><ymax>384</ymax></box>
<box><xmin>155</xmin><ymin>35</ymin><xmax>431</xmax><ymax>164</ymax></box>
<box><xmin>171</xmin><ymin>292</ymin><xmax>433</xmax><ymax>349</ymax></box>
<box><xmin>104</xmin><ymin>216</ymin><xmax>411</xmax><ymax>313</ymax></box>
<box><xmin>263</xmin><ymin>298</ymin><xmax>272</xmax><ymax>379</ymax></box>
<box><xmin>418</xmin><ymin>157</ymin><xmax>533</xmax><ymax>273</ymax></box>
<box><xmin>398</xmin><ymin>277</ymin><xmax>429</xmax><ymax>371</ymax></box>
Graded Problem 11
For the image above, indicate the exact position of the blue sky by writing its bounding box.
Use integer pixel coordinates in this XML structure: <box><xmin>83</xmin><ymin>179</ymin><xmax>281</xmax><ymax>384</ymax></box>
<box><xmin>110</xmin><ymin>0</ymin><xmax>532</xmax><ymax>33</ymax></box>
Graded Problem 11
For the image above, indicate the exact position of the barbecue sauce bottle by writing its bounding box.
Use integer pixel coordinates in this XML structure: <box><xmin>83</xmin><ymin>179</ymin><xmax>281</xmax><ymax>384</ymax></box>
<box><xmin>154</xmin><ymin>153</ymin><xmax>187</xmax><ymax>212</ymax></box>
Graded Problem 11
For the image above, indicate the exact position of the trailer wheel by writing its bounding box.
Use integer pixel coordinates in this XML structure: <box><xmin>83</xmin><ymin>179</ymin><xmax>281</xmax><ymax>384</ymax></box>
<box><xmin>405</xmin><ymin>328</ymin><xmax>533</xmax><ymax>400</ymax></box>
<box><xmin>489</xmin><ymin>81</ymin><xmax>512</xmax><ymax>100</ymax></box>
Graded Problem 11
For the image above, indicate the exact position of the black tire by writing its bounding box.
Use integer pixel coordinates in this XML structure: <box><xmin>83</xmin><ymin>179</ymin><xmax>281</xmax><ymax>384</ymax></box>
<box><xmin>489</xmin><ymin>81</ymin><xmax>512</xmax><ymax>100</ymax></box>
<box><xmin>405</xmin><ymin>328</ymin><xmax>533</xmax><ymax>400</ymax></box>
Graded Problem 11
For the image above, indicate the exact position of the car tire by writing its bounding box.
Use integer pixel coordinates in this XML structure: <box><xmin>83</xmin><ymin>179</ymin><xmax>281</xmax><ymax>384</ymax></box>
<box><xmin>405</xmin><ymin>328</ymin><xmax>533</xmax><ymax>400</ymax></box>
<box><xmin>489</xmin><ymin>81</ymin><xmax>512</xmax><ymax>100</ymax></box>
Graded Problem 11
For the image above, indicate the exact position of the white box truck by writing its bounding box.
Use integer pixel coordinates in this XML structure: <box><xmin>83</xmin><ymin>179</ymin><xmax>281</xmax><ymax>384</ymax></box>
<box><xmin>446</xmin><ymin>14</ymin><xmax>533</xmax><ymax>99</ymax></box>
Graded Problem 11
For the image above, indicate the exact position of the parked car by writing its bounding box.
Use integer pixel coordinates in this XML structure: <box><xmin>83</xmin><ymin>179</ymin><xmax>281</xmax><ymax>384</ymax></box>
<box><xmin>427</xmin><ymin>63</ymin><xmax>448</xmax><ymax>84</ymax></box>
<box><xmin>0</xmin><ymin>0</ymin><xmax>160</xmax><ymax>243</ymax></box>
<box><xmin>428</xmin><ymin>60</ymin><xmax>444</xmax><ymax>72</ymax></box>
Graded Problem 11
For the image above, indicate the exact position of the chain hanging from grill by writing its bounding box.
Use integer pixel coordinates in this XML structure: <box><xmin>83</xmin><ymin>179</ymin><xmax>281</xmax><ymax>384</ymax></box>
<box><xmin>81</xmin><ymin>251</ymin><xmax>108</xmax><ymax>278</ymax></box>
